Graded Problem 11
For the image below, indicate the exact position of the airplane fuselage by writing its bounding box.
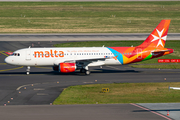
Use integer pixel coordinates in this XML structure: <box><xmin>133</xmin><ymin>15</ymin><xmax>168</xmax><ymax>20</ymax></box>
<box><xmin>5</xmin><ymin>46</ymin><xmax>173</xmax><ymax>67</ymax></box>
<box><xmin>5</xmin><ymin>47</ymin><xmax>124</xmax><ymax>66</ymax></box>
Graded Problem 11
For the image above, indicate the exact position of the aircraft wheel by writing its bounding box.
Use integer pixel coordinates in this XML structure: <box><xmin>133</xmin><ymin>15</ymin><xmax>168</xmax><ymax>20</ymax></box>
<box><xmin>85</xmin><ymin>70</ymin><xmax>90</xmax><ymax>75</ymax></box>
<box><xmin>26</xmin><ymin>66</ymin><xmax>30</xmax><ymax>75</ymax></box>
<box><xmin>80</xmin><ymin>69</ymin><xmax>86</xmax><ymax>73</ymax></box>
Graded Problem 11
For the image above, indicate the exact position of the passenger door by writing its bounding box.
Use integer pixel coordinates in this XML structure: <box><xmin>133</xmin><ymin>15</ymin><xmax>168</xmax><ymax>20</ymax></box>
<box><xmin>26</xmin><ymin>50</ymin><xmax>31</xmax><ymax>60</ymax></box>
<box><xmin>137</xmin><ymin>49</ymin><xmax>142</xmax><ymax>59</ymax></box>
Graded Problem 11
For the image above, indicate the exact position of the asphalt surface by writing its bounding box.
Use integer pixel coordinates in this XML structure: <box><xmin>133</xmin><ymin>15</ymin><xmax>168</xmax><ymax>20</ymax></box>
<box><xmin>1</xmin><ymin>33</ymin><xmax>180</xmax><ymax>41</ymax></box>
<box><xmin>0</xmin><ymin>41</ymin><xmax>178</xmax><ymax>120</ymax></box>
<box><xmin>0</xmin><ymin>104</ymin><xmax>171</xmax><ymax>120</ymax></box>
<box><xmin>139</xmin><ymin>103</ymin><xmax>180</xmax><ymax>120</ymax></box>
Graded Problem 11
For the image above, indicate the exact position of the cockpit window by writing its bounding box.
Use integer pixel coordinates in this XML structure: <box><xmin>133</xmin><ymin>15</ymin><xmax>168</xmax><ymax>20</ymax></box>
<box><xmin>11</xmin><ymin>53</ymin><xmax>20</xmax><ymax>56</ymax></box>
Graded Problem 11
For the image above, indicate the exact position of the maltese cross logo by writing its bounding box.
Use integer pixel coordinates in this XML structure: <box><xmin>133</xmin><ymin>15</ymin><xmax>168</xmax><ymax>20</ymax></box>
<box><xmin>151</xmin><ymin>28</ymin><xmax>167</xmax><ymax>47</ymax></box>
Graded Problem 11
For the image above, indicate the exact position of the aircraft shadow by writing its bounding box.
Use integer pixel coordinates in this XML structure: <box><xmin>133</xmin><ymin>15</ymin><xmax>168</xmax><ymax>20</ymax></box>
<box><xmin>92</xmin><ymin>69</ymin><xmax>140</xmax><ymax>73</ymax></box>
<box><xmin>0</xmin><ymin>69</ymin><xmax>141</xmax><ymax>76</ymax></box>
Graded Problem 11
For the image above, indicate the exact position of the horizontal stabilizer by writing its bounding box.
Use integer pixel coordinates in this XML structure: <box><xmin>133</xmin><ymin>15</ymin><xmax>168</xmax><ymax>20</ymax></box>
<box><xmin>151</xmin><ymin>50</ymin><xmax>170</xmax><ymax>53</ymax></box>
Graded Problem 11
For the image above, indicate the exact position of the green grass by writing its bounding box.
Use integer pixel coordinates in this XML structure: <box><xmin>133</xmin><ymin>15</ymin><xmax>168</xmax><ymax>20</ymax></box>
<box><xmin>130</xmin><ymin>64</ymin><xmax>180</xmax><ymax>69</ymax></box>
<box><xmin>53</xmin><ymin>82</ymin><xmax>180</xmax><ymax>105</ymax></box>
<box><xmin>0</xmin><ymin>2</ymin><xmax>180</xmax><ymax>33</ymax></box>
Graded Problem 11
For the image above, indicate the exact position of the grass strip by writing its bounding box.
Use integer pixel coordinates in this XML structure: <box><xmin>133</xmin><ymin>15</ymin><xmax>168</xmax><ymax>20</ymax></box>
<box><xmin>130</xmin><ymin>64</ymin><xmax>180</xmax><ymax>69</ymax></box>
<box><xmin>53</xmin><ymin>82</ymin><xmax>180</xmax><ymax>105</ymax></box>
<box><xmin>0</xmin><ymin>1</ymin><xmax>180</xmax><ymax>33</ymax></box>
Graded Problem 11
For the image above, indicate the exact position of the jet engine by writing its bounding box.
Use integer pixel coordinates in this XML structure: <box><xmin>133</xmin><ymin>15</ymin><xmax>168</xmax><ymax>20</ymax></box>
<box><xmin>53</xmin><ymin>63</ymin><xmax>76</xmax><ymax>73</ymax></box>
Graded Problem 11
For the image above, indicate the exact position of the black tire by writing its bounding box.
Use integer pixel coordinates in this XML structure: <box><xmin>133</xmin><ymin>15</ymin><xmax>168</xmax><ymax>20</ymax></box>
<box><xmin>85</xmin><ymin>70</ymin><xmax>90</xmax><ymax>75</ymax></box>
<box><xmin>81</xmin><ymin>69</ymin><xmax>86</xmax><ymax>73</ymax></box>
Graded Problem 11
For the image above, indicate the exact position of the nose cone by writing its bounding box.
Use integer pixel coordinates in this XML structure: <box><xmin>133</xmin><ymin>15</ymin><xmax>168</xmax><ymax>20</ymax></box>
<box><xmin>4</xmin><ymin>57</ymin><xmax>11</xmax><ymax>64</ymax></box>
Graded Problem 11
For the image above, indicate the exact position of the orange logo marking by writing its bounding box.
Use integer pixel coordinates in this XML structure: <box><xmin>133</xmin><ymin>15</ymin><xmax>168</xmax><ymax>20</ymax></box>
<box><xmin>113</xmin><ymin>56</ymin><xmax>118</xmax><ymax>60</ymax></box>
<box><xmin>34</xmin><ymin>50</ymin><xmax>64</xmax><ymax>58</ymax></box>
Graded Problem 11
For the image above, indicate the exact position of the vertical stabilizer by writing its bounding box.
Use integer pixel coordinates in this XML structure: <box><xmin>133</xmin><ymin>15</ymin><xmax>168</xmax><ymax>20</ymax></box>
<box><xmin>138</xmin><ymin>20</ymin><xmax>171</xmax><ymax>48</ymax></box>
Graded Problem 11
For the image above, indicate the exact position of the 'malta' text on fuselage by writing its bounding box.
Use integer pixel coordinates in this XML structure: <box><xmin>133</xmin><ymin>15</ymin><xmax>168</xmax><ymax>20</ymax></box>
<box><xmin>34</xmin><ymin>50</ymin><xmax>64</xmax><ymax>58</ymax></box>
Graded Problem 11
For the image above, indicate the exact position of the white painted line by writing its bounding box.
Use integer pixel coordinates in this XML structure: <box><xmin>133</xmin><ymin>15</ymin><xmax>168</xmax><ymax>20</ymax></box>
<box><xmin>16</xmin><ymin>83</ymin><xmax>41</xmax><ymax>90</ymax></box>
<box><xmin>34</xmin><ymin>88</ymin><xmax>45</xmax><ymax>91</ymax></box>
<box><xmin>37</xmin><ymin>93</ymin><xmax>48</xmax><ymax>96</ymax></box>
<box><xmin>16</xmin><ymin>84</ymin><xmax>32</xmax><ymax>91</ymax></box>
<box><xmin>83</xmin><ymin>82</ymin><xmax>94</xmax><ymax>83</ymax></box>
<box><xmin>169</xmin><ymin>87</ymin><xmax>180</xmax><ymax>90</ymax></box>
<box><xmin>42</xmin><ymin>82</ymin><xmax>52</xmax><ymax>84</ymax></box>
<box><xmin>130</xmin><ymin>103</ymin><xmax>172</xmax><ymax>120</ymax></box>
<box><xmin>16</xmin><ymin>81</ymin><xmax>59</xmax><ymax>91</ymax></box>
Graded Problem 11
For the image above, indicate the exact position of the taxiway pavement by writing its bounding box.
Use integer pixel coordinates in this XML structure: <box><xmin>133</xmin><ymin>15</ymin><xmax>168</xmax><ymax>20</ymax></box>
<box><xmin>0</xmin><ymin>104</ymin><xmax>171</xmax><ymax>120</ymax></box>
<box><xmin>0</xmin><ymin>41</ymin><xmax>178</xmax><ymax>120</ymax></box>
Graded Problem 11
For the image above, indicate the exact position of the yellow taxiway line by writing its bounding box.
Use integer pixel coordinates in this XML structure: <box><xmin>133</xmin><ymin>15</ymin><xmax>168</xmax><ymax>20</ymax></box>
<box><xmin>0</xmin><ymin>63</ymin><xmax>7</xmax><ymax>65</ymax></box>
<box><xmin>35</xmin><ymin>66</ymin><xmax>52</xmax><ymax>69</ymax></box>
<box><xmin>0</xmin><ymin>66</ymin><xmax>23</xmax><ymax>72</ymax></box>
<box><xmin>0</xmin><ymin>51</ymin><xmax>9</xmax><ymax>57</ymax></box>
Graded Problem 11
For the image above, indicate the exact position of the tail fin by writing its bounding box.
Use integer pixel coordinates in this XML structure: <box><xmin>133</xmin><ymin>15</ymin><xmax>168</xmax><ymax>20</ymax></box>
<box><xmin>138</xmin><ymin>20</ymin><xmax>171</xmax><ymax>48</ymax></box>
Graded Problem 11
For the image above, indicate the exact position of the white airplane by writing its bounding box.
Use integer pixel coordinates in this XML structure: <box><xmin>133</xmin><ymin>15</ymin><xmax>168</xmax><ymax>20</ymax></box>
<box><xmin>5</xmin><ymin>20</ymin><xmax>173</xmax><ymax>75</ymax></box>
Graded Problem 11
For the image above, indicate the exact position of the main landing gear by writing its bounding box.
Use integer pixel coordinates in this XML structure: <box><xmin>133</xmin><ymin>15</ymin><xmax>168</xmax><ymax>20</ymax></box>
<box><xmin>80</xmin><ymin>68</ymin><xmax>91</xmax><ymax>75</ymax></box>
<box><xmin>26</xmin><ymin>66</ymin><xmax>30</xmax><ymax>75</ymax></box>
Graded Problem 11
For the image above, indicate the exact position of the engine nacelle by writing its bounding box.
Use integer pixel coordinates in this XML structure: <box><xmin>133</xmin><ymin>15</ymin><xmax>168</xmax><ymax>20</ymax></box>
<box><xmin>59</xmin><ymin>63</ymin><xmax>76</xmax><ymax>73</ymax></box>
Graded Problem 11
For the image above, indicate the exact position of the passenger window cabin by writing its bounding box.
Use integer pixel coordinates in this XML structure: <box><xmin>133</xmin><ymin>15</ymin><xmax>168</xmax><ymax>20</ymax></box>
<box><xmin>12</xmin><ymin>53</ymin><xmax>20</xmax><ymax>56</ymax></box>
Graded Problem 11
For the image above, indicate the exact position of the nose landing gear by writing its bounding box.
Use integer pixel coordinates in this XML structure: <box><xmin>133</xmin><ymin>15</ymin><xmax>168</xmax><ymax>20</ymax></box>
<box><xmin>26</xmin><ymin>66</ymin><xmax>30</xmax><ymax>75</ymax></box>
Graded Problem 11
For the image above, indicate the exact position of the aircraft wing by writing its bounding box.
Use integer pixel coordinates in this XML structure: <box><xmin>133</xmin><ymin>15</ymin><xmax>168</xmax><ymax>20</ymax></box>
<box><xmin>54</xmin><ymin>56</ymin><xmax>112</xmax><ymax>65</ymax></box>
<box><xmin>65</xmin><ymin>56</ymin><xmax>112</xmax><ymax>63</ymax></box>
